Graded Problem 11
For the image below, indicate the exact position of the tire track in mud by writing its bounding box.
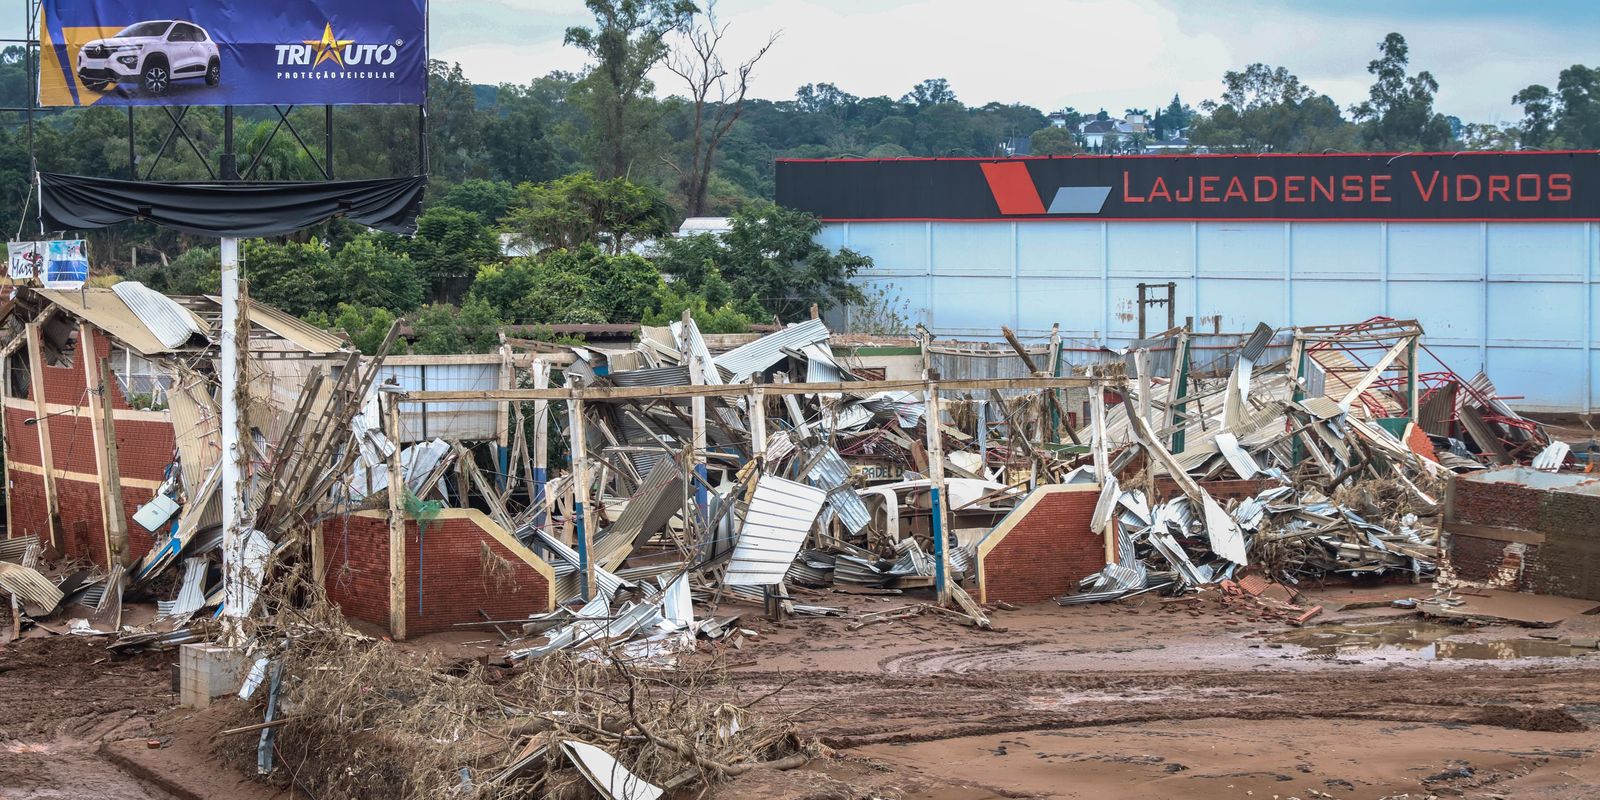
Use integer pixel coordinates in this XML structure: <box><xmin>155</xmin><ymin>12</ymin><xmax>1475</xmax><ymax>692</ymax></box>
<box><xmin>728</xmin><ymin>666</ymin><xmax>1600</xmax><ymax>748</ymax></box>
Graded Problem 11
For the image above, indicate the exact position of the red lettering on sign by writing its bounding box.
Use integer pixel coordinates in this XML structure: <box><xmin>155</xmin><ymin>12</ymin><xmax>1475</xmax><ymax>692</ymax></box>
<box><xmin>1148</xmin><ymin>176</ymin><xmax>1171</xmax><ymax>202</ymax></box>
<box><xmin>1284</xmin><ymin>175</ymin><xmax>1305</xmax><ymax>203</ymax></box>
<box><xmin>1550</xmin><ymin>173</ymin><xmax>1573</xmax><ymax>201</ymax></box>
<box><xmin>1254</xmin><ymin>176</ymin><xmax>1278</xmax><ymax>202</ymax></box>
<box><xmin>1411</xmin><ymin>170</ymin><xmax>1441</xmax><ymax>202</ymax></box>
<box><xmin>1341</xmin><ymin>175</ymin><xmax>1364</xmax><ymax>202</ymax></box>
<box><xmin>1371</xmin><ymin>175</ymin><xmax>1391</xmax><ymax>202</ymax></box>
<box><xmin>1488</xmin><ymin>175</ymin><xmax>1510</xmax><ymax>202</ymax></box>
<box><xmin>1309</xmin><ymin>176</ymin><xmax>1334</xmax><ymax>203</ymax></box>
<box><xmin>1174</xmin><ymin>176</ymin><xmax>1194</xmax><ymax>202</ymax></box>
<box><xmin>1455</xmin><ymin>174</ymin><xmax>1482</xmax><ymax>202</ymax></box>
<box><xmin>1515</xmin><ymin>174</ymin><xmax>1541</xmax><ymax>201</ymax></box>
<box><xmin>1122</xmin><ymin>171</ymin><xmax>1145</xmax><ymax>203</ymax></box>
<box><xmin>1199</xmin><ymin>176</ymin><xmax>1219</xmax><ymax>202</ymax></box>
<box><xmin>1224</xmin><ymin>176</ymin><xmax>1248</xmax><ymax>202</ymax></box>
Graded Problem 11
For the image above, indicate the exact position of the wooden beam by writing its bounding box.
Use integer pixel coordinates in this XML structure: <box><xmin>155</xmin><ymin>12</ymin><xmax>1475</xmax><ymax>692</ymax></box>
<box><xmin>405</xmin><ymin>376</ymin><xmax>1099</xmax><ymax>404</ymax></box>
<box><xmin>386</xmin><ymin>392</ymin><xmax>407</xmax><ymax>641</ymax></box>
<box><xmin>25</xmin><ymin>322</ymin><xmax>60</xmax><ymax>550</ymax></box>
<box><xmin>81</xmin><ymin>325</ymin><xmax>130</xmax><ymax>568</ymax></box>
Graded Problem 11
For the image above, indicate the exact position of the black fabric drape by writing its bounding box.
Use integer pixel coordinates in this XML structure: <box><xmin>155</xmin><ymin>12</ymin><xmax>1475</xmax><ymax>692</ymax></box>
<box><xmin>38</xmin><ymin>173</ymin><xmax>427</xmax><ymax>237</ymax></box>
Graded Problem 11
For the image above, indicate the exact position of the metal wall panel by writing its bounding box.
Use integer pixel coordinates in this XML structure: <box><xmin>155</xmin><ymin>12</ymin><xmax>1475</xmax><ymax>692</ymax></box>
<box><xmin>386</xmin><ymin>361</ymin><xmax>502</xmax><ymax>443</ymax></box>
<box><xmin>829</xmin><ymin>219</ymin><xmax>1599</xmax><ymax>412</ymax></box>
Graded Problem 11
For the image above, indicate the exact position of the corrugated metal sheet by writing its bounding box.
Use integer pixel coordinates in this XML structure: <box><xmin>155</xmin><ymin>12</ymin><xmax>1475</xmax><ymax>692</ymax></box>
<box><xmin>112</xmin><ymin>281</ymin><xmax>208</xmax><ymax>348</ymax></box>
<box><xmin>715</xmin><ymin>319</ymin><xmax>829</xmax><ymax>382</ymax></box>
<box><xmin>166</xmin><ymin>370</ymin><xmax>222</xmax><ymax>495</ymax></box>
<box><xmin>383</xmin><ymin>361</ymin><xmax>502</xmax><ymax>443</ymax></box>
<box><xmin>800</xmin><ymin>445</ymin><xmax>871</xmax><ymax>534</ymax></box>
<box><xmin>38</xmin><ymin>288</ymin><xmax>173</xmax><ymax>356</ymax></box>
<box><xmin>724</xmin><ymin>476</ymin><xmax>826</xmax><ymax>586</ymax></box>
<box><xmin>610</xmin><ymin>365</ymin><xmax>690</xmax><ymax>387</ymax></box>
<box><xmin>594</xmin><ymin>459</ymin><xmax>684</xmax><ymax>569</ymax></box>
<box><xmin>234</xmin><ymin>297</ymin><xmax>346</xmax><ymax>353</ymax></box>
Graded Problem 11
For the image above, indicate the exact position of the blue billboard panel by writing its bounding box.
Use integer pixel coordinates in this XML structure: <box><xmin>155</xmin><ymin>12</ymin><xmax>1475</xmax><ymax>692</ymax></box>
<box><xmin>40</xmin><ymin>0</ymin><xmax>426</xmax><ymax>107</ymax></box>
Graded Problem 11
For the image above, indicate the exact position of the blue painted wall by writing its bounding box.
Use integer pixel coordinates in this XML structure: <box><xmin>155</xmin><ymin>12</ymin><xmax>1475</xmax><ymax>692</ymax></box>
<box><xmin>826</xmin><ymin>220</ymin><xmax>1600</xmax><ymax>412</ymax></box>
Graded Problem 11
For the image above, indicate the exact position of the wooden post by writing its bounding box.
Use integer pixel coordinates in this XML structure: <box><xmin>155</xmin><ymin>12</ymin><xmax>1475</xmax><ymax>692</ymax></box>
<box><xmin>924</xmin><ymin>375</ymin><xmax>951</xmax><ymax>604</ymax></box>
<box><xmin>680</xmin><ymin>311</ymin><xmax>709</xmax><ymax>530</ymax></box>
<box><xmin>1089</xmin><ymin>368</ymin><xmax>1109</xmax><ymax>481</ymax></box>
<box><xmin>82</xmin><ymin>326</ymin><xmax>129</xmax><ymax>568</ymax></box>
<box><xmin>531</xmin><ymin>359</ymin><xmax>550</xmax><ymax>522</ymax></box>
<box><xmin>496</xmin><ymin>337</ymin><xmax>512</xmax><ymax>492</ymax></box>
<box><xmin>567</xmin><ymin>387</ymin><xmax>593</xmax><ymax>600</ymax></box>
<box><xmin>385</xmin><ymin>392</ymin><xmax>407</xmax><ymax>640</ymax></box>
<box><xmin>25</xmin><ymin>321</ymin><xmax>60</xmax><ymax>550</ymax></box>
<box><xmin>748</xmin><ymin>385</ymin><xmax>767</xmax><ymax>465</ymax></box>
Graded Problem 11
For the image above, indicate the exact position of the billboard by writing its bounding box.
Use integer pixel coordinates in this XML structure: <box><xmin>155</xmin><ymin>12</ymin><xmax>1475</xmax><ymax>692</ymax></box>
<box><xmin>775</xmin><ymin>152</ymin><xmax>1600</xmax><ymax>222</ymax></box>
<box><xmin>39</xmin><ymin>0</ymin><xmax>426</xmax><ymax>107</ymax></box>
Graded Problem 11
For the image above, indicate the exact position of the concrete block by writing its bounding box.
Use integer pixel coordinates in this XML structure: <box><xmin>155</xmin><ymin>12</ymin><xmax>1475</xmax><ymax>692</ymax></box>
<box><xmin>179</xmin><ymin>643</ymin><xmax>245</xmax><ymax>708</ymax></box>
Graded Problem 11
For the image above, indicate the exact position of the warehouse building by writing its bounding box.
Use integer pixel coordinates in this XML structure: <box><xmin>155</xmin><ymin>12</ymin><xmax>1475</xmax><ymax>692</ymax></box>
<box><xmin>776</xmin><ymin>151</ymin><xmax>1600</xmax><ymax>412</ymax></box>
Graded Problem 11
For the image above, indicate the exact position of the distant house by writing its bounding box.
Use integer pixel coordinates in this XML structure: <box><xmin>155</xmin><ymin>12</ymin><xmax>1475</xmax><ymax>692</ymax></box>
<box><xmin>1145</xmin><ymin>136</ymin><xmax>1204</xmax><ymax>154</ymax></box>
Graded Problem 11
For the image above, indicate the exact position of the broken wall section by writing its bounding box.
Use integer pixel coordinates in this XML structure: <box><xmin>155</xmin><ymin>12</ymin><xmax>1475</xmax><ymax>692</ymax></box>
<box><xmin>321</xmin><ymin>509</ymin><xmax>556</xmax><ymax>636</ymax></box>
<box><xmin>1445</xmin><ymin>468</ymin><xmax>1600</xmax><ymax>601</ymax></box>
<box><xmin>977</xmin><ymin>484</ymin><xmax>1103</xmax><ymax>604</ymax></box>
<box><xmin>4</xmin><ymin>328</ymin><xmax>175</xmax><ymax>567</ymax></box>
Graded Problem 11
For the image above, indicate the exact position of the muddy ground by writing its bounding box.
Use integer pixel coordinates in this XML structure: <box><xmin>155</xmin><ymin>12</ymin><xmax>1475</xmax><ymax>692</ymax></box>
<box><xmin>3</xmin><ymin>582</ymin><xmax>1599</xmax><ymax>800</ymax></box>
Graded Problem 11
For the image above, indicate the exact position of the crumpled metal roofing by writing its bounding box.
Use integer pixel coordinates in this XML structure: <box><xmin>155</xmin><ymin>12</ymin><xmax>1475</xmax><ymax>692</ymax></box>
<box><xmin>37</xmin><ymin>288</ymin><xmax>174</xmax><ymax>356</ymax></box>
<box><xmin>724</xmin><ymin>476</ymin><xmax>826</xmax><ymax>586</ymax></box>
<box><xmin>714</xmin><ymin>318</ymin><xmax>830</xmax><ymax>382</ymax></box>
<box><xmin>112</xmin><ymin>281</ymin><xmax>209</xmax><ymax>348</ymax></box>
<box><xmin>799</xmin><ymin>445</ymin><xmax>872</xmax><ymax>535</ymax></box>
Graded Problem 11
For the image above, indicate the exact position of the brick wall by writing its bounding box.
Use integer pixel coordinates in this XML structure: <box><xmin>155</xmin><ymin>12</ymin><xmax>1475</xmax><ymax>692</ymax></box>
<box><xmin>1445</xmin><ymin>472</ymin><xmax>1600</xmax><ymax>601</ymax></box>
<box><xmin>977</xmin><ymin>484</ymin><xmax>1102</xmax><ymax>605</ymax></box>
<box><xmin>5</xmin><ymin>328</ymin><xmax>174</xmax><ymax>568</ymax></box>
<box><xmin>1450</xmin><ymin>477</ymin><xmax>1543</xmax><ymax>531</ymax></box>
<box><xmin>322</xmin><ymin>509</ymin><xmax>556</xmax><ymax>637</ymax></box>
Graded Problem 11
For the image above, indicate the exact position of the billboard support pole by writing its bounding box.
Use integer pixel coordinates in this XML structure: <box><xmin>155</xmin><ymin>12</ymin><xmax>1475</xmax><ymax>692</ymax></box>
<box><xmin>325</xmin><ymin>105</ymin><xmax>334</xmax><ymax>179</ymax></box>
<box><xmin>221</xmin><ymin>106</ymin><xmax>237</xmax><ymax>180</ymax></box>
<box><xmin>220</xmin><ymin>236</ymin><xmax>249</xmax><ymax>633</ymax></box>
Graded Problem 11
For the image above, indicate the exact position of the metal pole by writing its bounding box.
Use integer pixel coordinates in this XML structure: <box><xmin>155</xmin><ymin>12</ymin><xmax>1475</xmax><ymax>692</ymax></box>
<box><xmin>219</xmin><ymin>237</ymin><xmax>247</xmax><ymax>623</ymax></box>
<box><xmin>221</xmin><ymin>106</ymin><xmax>237</xmax><ymax>180</ymax></box>
<box><xmin>1136</xmin><ymin>283</ymin><xmax>1148</xmax><ymax>339</ymax></box>
<box><xmin>324</xmin><ymin>104</ymin><xmax>334</xmax><ymax>178</ymax></box>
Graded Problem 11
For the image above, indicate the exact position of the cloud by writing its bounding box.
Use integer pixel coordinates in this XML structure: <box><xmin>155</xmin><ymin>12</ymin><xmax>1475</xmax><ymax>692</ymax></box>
<box><xmin>433</xmin><ymin>0</ymin><xmax>1589</xmax><ymax>122</ymax></box>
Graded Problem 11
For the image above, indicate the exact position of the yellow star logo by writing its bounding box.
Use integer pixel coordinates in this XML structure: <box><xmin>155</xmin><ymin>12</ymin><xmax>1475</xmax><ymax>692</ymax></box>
<box><xmin>303</xmin><ymin>22</ymin><xmax>354</xmax><ymax>69</ymax></box>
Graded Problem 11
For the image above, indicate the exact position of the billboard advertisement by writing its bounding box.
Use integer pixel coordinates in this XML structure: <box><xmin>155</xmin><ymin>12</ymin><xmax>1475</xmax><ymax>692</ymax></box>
<box><xmin>39</xmin><ymin>0</ymin><xmax>426</xmax><ymax>107</ymax></box>
<box><xmin>776</xmin><ymin>152</ymin><xmax>1600</xmax><ymax>222</ymax></box>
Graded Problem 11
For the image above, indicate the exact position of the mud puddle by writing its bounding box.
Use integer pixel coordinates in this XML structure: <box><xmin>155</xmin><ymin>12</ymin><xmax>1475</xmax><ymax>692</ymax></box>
<box><xmin>1270</xmin><ymin>620</ymin><xmax>1596</xmax><ymax>660</ymax></box>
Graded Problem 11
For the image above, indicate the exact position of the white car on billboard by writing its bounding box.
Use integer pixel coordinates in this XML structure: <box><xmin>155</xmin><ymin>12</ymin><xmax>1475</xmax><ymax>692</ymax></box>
<box><xmin>77</xmin><ymin>20</ymin><xmax>221</xmax><ymax>96</ymax></box>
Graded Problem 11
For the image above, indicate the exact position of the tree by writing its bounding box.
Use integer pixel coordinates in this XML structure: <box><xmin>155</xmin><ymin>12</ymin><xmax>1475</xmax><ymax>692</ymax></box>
<box><xmin>1158</xmin><ymin>93</ymin><xmax>1193</xmax><ymax>138</ymax></box>
<box><xmin>243</xmin><ymin>240</ymin><xmax>339</xmax><ymax>317</ymax></box>
<box><xmin>1189</xmin><ymin>64</ymin><xmax>1357</xmax><ymax>153</ymax></box>
<box><xmin>334</xmin><ymin>234</ymin><xmax>424</xmax><ymax>313</ymax></box>
<box><xmin>440</xmin><ymin>179</ymin><xmax>518</xmax><ymax>224</ymax></box>
<box><xmin>1553</xmin><ymin>65</ymin><xmax>1600</xmax><ymax>148</ymax></box>
<box><xmin>1512</xmin><ymin>84</ymin><xmax>1556</xmax><ymax>149</ymax></box>
<box><xmin>411</xmin><ymin>297</ymin><xmax>502</xmax><ymax>355</ymax></box>
<box><xmin>663</xmin><ymin>1</ymin><xmax>778</xmax><ymax>217</ymax></box>
<box><xmin>390</xmin><ymin>206</ymin><xmax>502</xmax><ymax>302</ymax></box>
<box><xmin>1351</xmin><ymin>32</ymin><xmax>1452</xmax><ymax>151</ymax></box>
<box><xmin>127</xmin><ymin>245</ymin><xmax>220</xmax><ymax>295</ymax></box>
<box><xmin>1030</xmin><ymin>126</ymin><xmax>1081</xmax><ymax>155</ymax></box>
<box><xmin>316</xmin><ymin>303</ymin><xmax>397</xmax><ymax>355</ymax></box>
<box><xmin>481</xmin><ymin>83</ymin><xmax>562</xmax><ymax>184</ymax></box>
<box><xmin>500</xmin><ymin>172</ymin><xmax>674</xmax><ymax>255</ymax></box>
<box><xmin>472</xmin><ymin>244</ymin><xmax>663</xmax><ymax>324</ymax></box>
<box><xmin>655</xmin><ymin>204</ymin><xmax>869</xmax><ymax>321</ymax></box>
<box><xmin>902</xmin><ymin>78</ymin><xmax>957</xmax><ymax>107</ymax></box>
<box><xmin>565</xmin><ymin>0</ymin><xmax>697</xmax><ymax>178</ymax></box>
<box><xmin>642</xmin><ymin>283</ymin><xmax>753</xmax><ymax>332</ymax></box>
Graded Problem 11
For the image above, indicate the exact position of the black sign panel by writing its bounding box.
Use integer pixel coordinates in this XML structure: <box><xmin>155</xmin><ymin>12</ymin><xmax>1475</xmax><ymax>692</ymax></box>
<box><xmin>774</xmin><ymin>152</ymin><xmax>1600</xmax><ymax>221</ymax></box>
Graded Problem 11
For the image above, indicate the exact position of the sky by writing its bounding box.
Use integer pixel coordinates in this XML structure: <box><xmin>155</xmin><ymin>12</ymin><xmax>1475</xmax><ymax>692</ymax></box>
<box><xmin>428</xmin><ymin>0</ymin><xmax>1600</xmax><ymax>125</ymax></box>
